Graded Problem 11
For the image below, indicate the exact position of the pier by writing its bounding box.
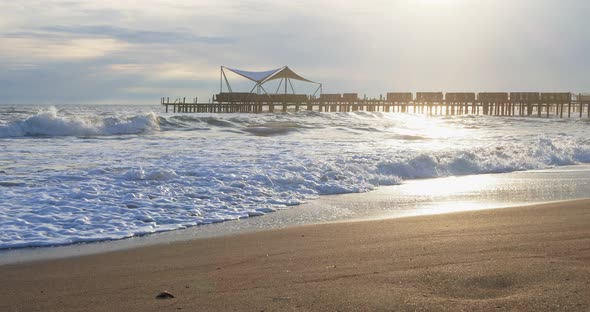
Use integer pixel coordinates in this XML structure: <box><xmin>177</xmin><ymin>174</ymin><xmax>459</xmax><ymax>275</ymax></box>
<box><xmin>161</xmin><ymin>66</ymin><xmax>590</xmax><ymax>118</ymax></box>
<box><xmin>161</xmin><ymin>92</ymin><xmax>590</xmax><ymax>118</ymax></box>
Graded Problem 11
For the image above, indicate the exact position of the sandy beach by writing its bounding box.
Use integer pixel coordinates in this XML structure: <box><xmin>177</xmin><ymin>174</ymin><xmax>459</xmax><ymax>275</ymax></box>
<box><xmin>1</xmin><ymin>199</ymin><xmax>589</xmax><ymax>311</ymax></box>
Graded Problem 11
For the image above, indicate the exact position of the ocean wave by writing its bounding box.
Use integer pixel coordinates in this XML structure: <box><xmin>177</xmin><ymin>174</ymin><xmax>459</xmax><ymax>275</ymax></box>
<box><xmin>373</xmin><ymin>137</ymin><xmax>588</xmax><ymax>179</ymax></box>
<box><xmin>2</xmin><ymin>134</ymin><xmax>590</xmax><ymax>249</ymax></box>
<box><xmin>156</xmin><ymin>114</ymin><xmax>321</xmax><ymax>135</ymax></box>
<box><xmin>2</xmin><ymin>108</ymin><xmax>590</xmax><ymax>249</ymax></box>
<box><xmin>0</xmin><ymin>107</ymin><xmax>159</xmax><ymax>137</ymax></box>
<box><xmin>243</xmin><ymin>125</ymin><xmax>300</xmax><ymax>136</ymax></box>
<box><xmin>395</xmin><ymin>134</ymin><xmax>430</xmax><ymax>140</ymax></box>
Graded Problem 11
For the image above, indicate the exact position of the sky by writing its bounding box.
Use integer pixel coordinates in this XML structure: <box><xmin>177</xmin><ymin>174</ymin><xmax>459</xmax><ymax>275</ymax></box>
<box><xmin>0</xmin><ymin>0</ymin><xmax>589</xmax><ymax>104</ymax></box>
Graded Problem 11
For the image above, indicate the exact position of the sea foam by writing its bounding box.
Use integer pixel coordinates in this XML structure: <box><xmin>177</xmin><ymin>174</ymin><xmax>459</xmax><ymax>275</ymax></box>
<box><xmin>1</xmin><ymin>106</ymin><xmax>590</xmax><ymax>249</ymax></box>
<box><xmin>0</xmin><ymin>107</ymin><xmax>159</xmax><ymax>137</ymax></box>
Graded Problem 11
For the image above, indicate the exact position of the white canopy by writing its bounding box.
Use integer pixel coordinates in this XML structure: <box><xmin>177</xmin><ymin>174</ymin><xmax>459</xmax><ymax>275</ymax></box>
<box><xmin>219</xmin><ymin>65</ymin><xmax>322</xmax><ymax>98</ymax></box>
<box><xmin>224</xmin><ymin>66</ymin><xmax>318</xmax><ymax>84</ymax></box>
<box><xmin>225</xmin><ymin>67</ymin><xmax>282</xmax><ymax>83</ymax></box>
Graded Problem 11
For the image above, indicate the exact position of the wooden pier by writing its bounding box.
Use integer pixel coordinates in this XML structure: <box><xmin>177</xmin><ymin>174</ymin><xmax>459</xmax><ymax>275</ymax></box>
<box><xmin>161</xmin><ymin>92</ymin><xmax>590</xmax><ymax>118</ymax></box>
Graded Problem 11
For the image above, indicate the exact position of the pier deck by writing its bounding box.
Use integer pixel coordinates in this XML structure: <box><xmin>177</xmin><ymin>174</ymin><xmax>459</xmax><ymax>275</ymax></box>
<box><xmin>161</xmin><ymin>93</ymin><xmax>590</xmax><ymax>118</ymax></box>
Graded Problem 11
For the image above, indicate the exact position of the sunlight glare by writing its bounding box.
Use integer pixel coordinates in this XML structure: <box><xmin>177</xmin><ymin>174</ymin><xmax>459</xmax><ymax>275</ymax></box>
<box><xmin>415</xmin><ymin>0</ymin><xmax>453</xmax><ymax>6</ymax></box>
<box><xmin>401</xmin><ymin>175</ymin><xmax>495</xmax><ymax>197</ymax></box>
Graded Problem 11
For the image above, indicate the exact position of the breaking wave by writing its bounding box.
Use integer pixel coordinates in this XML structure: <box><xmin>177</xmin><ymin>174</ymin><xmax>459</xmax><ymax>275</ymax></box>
<box><xmin>0</xmin><ymin>107</ymin><xmax>159</xmax><ymax>137</ymax></box>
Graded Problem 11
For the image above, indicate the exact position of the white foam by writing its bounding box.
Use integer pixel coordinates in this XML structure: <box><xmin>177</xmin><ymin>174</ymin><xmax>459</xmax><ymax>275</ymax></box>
<box><xmin>0</xmin><ymin>107</ymin><xmax>159</xmax><ymax>137</ymax></box>
<box><xmin>1</xmin><ymin>106</ymin><xmax>590</xmax><ymax>249</ymax></box>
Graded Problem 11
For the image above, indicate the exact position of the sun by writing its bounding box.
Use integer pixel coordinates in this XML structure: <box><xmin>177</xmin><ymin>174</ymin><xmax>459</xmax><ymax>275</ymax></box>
<box><xmin>415</xmin><ymin>0</ymin><xmax>453</xmax><ymax>6</ymax></box>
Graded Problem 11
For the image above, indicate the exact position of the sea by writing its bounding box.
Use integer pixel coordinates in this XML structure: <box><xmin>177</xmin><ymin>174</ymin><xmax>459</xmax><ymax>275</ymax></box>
<box><xmin>1</xmin><ymin>104</ymin><xmax>590</xmax><ymax>254</ymax></box>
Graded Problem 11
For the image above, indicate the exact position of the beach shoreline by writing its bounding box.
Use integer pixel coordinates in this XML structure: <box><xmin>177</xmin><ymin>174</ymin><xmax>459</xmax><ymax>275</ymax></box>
<box><xmin>4</xmin><ymin>164</ymin><xmax>590</xmax><ymax>266</ymax></box>
<box><xmin>1</xmin><ymin>199</ymin><xmax>589</xmax><ymax>311</ymax></box>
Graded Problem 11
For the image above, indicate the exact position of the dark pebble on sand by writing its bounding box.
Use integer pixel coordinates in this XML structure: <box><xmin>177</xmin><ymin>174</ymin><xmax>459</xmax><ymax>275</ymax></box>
<box><xmin>156</xmin><ymin>291</ymin><xmax>175</xmax><ymax>299</ymax></box>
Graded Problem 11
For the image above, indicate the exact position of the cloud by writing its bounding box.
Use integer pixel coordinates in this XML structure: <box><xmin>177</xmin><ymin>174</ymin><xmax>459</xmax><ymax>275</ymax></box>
<box><xmin>0</xmin><ymin>0</ymin><xmax>589</xmax><ymax>104</ymax></box>
<box><xmin>0</xmin><ymin>37</ymin><xmax>129</xmax><ymax>61</ymax></box>
<box><xmin>0</xmin><ymin>59</ymin><xmax>219</xmax><ymax>104</ymax></box>
<box><xmin>109</xmin><ymin>63</ymin><xmax>219</xmax><ymax>81</ymax></box>
<box><xmin>36</xmin><ymin>25</ymin><xmax>235</xmax><ymax>45</ymax></box>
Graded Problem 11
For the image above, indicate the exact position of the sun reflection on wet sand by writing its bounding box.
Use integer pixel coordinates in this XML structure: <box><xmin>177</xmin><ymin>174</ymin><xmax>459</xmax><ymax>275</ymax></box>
<box><xmin>321</xmin><ymin>165</ymin><xmax>590</xmax><ymax>222</ymax></box>
<box><xmin>397</xmin><ymin>174</ymin><xmax>497</xmax><ymax>197</ymax></box>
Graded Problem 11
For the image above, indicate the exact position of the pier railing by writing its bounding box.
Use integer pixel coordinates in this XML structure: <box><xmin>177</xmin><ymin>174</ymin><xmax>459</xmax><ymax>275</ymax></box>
<box><xmin>160</xmin><ymin>92</ymin><xmax>590</xmax><ymax>118</ymax></box>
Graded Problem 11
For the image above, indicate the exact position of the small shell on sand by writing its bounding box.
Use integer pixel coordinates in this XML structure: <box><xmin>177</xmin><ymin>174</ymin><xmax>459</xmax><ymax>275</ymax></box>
<box><xmin>156</xmin><ymin>291</ymin><xmax>175</xmax><ymax>299</ymax></box>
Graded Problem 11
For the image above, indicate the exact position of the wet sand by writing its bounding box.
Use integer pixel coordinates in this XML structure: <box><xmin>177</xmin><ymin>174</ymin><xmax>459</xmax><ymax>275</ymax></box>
<box><xmin>1</xmin><ymin>199</ymin><xmax>589</xmax><ymax>311</ymax></box>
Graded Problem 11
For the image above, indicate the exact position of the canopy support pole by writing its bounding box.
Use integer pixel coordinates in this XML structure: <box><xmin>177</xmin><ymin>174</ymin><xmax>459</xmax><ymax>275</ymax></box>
<box><xmin>260</xmin><ymin>84</ymin><xmax>272</xmax><ymax>99</ymax></box>
<box><xmin>275</xmin><ymin>78</ymin><xmax>284</xmax><ymax>94</ymax></box>
<box><xmin>222</xmin><ymin>68</ymin><xmax>233</xmax><ymax>93</ymax></box>
<box><xmin>288</xmin><ymin>78</ymin><xmax>296</xmax><ymax>94</ymax></box>
<box><xmin>313</xmin><ymin>84</ymin><xmax>322</xmax><ymax>97</ymax></box>
<box><xmin>245</xmin><ymin>83</ymin><xmax>259</xmax><ymax>102</ymax></box>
